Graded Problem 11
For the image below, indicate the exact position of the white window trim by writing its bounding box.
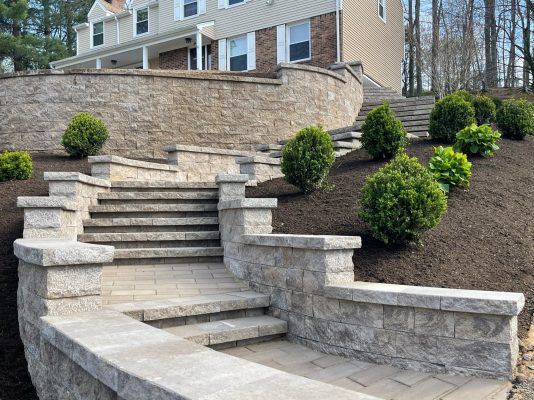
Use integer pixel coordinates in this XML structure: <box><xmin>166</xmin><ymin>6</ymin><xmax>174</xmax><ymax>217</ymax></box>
<box><xmin>286</xmin><ymin>20</ymin><xmax>311</xmax><ymax>64</ymax></box>
<box><xmin>187</xmin><ymin>45</ymin><xmax>212</xmax><ymax>70</ymax></box>
<box><xmin>90</xmin><ymin>20</ymin><xmax>105</xmax><ymax>49</ymax></box>
<box><xmin>226</xmin><ymin>35</ymin><xmax>248</xmax><ymax>72</ymax></box>
<box><xmin>183</xmin><ymin>0</ymin><xmax>200</xmax><ymax>20</ymax></box>
<box><xmin>378</xmin><ymin>0</ymin><xmax>386</xmax><ymax>23</ymax></box>
<box><xmin>133</xmin><ymin>6</ymin><xmax>150</xmax><ymax>37</ymax></box>
<box><xmin>219</xmin><ymin>0</ymin><xmax>247</xmax><ymax>9</ymax></box>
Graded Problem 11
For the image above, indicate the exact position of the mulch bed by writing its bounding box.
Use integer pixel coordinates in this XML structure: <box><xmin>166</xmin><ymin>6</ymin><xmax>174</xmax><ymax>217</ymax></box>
<box><xmin>247</xmin><ymin>137</ymin><xmax>534</xmax><ymax>338</ymax></box>
<box><xmin>0</xmin><ymin>154</ymin><xmax>89</xmax><ymax>400</ymax></box>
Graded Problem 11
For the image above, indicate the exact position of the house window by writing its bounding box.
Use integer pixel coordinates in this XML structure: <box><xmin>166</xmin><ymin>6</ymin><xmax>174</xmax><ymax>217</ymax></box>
<box><xmin>288</xmin><ymin>21</ymin><xmax>310</xmax><ymax>63</ymax></box>
<box><xmin>92</xmin><ymin>21</ymin><xmax>104</xmax><ymax>47</ymax></box>
<box><xmin>228</xmin><ymin>0</ymin><xmax>245</xmax><ymax>5</ymax></box>
<box><xmin>189</xmin><ymin>45</ymin><xmax>212</xmax><ymax>70</ymax></box>
<box><xmin>228</xmin><ymin>36</ymin><xmax>247</xmax><ymax>71</ymax></box>
<box><xmin>135</xmin><ymin>7</ymin><xmax>149</xmax><ymax>35</ymax></box>
<box><xmin>184</xmin><ymin>0</ymin><xmax>198</xmax><ymax>18</ymax></box>
<box><xmin>378</xmin><ymin>0</ymin><xmax>386</xmax><ymax>21</ymax></box>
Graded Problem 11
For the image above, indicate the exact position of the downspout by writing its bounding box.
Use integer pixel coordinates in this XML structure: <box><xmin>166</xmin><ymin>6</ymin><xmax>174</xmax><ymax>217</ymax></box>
<box><xmin>336</xmin><ymin>0</ymin><xmax>341</xmax><ymax>63</ymax></box>
<box><xmin>115</xmin><ymin>16</ymin><xmax>120</xmax><ymax>45</ymax></box>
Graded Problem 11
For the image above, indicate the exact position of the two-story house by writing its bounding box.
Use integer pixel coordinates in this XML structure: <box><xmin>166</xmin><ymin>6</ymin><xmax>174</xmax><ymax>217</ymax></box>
<box><xmin>50</xmin><ymin>0</ymin><xmax>404</xmax><ymax>91</ymax></box>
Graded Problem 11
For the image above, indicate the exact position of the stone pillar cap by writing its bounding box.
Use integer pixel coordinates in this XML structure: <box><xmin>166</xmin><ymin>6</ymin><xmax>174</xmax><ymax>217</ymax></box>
<box><xmin>215</xmin><ymin>174</ymin><xmax>250</xmax><ymax>184</ymax></box>
<box><xmin>14</xmin><ymin>239</ymin><xmax>114</xmax><ymax>266</ymax></box>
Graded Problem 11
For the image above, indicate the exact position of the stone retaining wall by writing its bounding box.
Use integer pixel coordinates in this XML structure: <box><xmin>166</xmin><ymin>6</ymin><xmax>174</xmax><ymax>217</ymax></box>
<box><xmin>0</xmin><ymin>63</ymin><xmax>363</xmax><ymax>158</ymax></box>
<box><xmin>216</xmin><ymin>175</ymin><xmax>525</xmax><ymax>380</ymax></box>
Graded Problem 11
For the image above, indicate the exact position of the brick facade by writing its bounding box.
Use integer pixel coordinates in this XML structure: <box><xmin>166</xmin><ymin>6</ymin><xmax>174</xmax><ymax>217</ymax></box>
<box><xmin>158</xmin><ymin>12</ymin><xmax>338</xmax><ymax>72</ymax></box>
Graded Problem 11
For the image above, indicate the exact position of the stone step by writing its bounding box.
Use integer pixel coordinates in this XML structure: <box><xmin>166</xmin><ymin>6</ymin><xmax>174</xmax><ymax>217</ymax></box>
<box><xmin>163</xmin><ymin>315</ymin><xmax>287</xmax><ymax>347</ymax></box>
<box><xmin>361</xmin><ymin>96</ymin><xmax>435</xmax><ymax>108</ymax></box>
<box><xmin>98</xmin><ymin>192</ymin><xmax>219</xmax><ymax>200</ymax></box>
<box><xmin>330</xmin><ymin>131</ymin><xmax>362</xmax><ymax>141</ymax></box>
<box><xmin>113</xmin><ymin>246</ymin><xmax>224</xmax><ymax>260</ymax></box>
<box><xmin>109</xmin><ymin>291</ymin><xmax>271</xmax><ymax>322</ymax></box>
<box><xmin>257</xmin><ymin>151</ymin><xmax>282</xmax><ymax>158</ymax></box>
<box><xmin>83</xmin><ymin>217</ymin><xmax>219</xmax><ymax>233</ymax></box>
<box><xmin>354</xmin><ymin>120</ymin><xmax>429</xmax><ymax>130</ymax></box>
<box><xmin>79</xmin><ymin>231</ymin><xmax>220</xmax><ymax>243</ymax></box>
<box><xmin>111</xmin><ymin>181</ymin><xmax>219</xmax><ymax>193</ymax></box>
<box><xmin>333</xmin><ymin>141</ymin><xmax>361</xmax><ymax>150</ymax></box>
<box><xmin>357</xmin><ymin>107</ymin><xmax>433</xmax><ymax>119</ymax></box>
<box><xmin>89</xmin><ymin>203</ymin><xmax>218</xmax><ymax>219</ymax></box>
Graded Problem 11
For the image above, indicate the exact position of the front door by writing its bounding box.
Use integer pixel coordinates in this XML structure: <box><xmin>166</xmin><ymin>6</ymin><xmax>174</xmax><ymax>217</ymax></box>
<box><xmin>189</xmin><ymin>45</ymin><xmax>212</xmax><ymax>70</ymax></box>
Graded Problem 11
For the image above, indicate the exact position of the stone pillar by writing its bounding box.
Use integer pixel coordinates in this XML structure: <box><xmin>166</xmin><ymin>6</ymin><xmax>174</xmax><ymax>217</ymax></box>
<box><xmin>236</xmin><ymin>156</ymin><xmax>283</xmax><ymax>183</ymax></box>
<box><xmin>142</xmin><ymin>46</ymin><xmax>149</xmax><ymax>70</ymax></box>
<box><xmin>14</xmin><ymin>239</ymin><xmax>114</xmax><ymax>398</ymax></box>
<box><xmin>196</xmin><ymin>31</ymin><xmax>202</xmax><ymax>70</ymax></box>
<box><xmin>215</xmin><ymin>174</ymin><xmax>248</xmax><ymax>201</ymax></box>
<box><xmin>96</xmin><ymin>58</ymin><xmax>102</xmax><ymax>69</ymax></box>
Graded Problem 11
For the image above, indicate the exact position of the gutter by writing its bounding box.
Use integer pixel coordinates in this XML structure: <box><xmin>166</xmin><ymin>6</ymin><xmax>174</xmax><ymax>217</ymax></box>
<box><xmin>336</xmin><ymin>0</ymin><xmax>342</xmax><ymax>63</ymax></box>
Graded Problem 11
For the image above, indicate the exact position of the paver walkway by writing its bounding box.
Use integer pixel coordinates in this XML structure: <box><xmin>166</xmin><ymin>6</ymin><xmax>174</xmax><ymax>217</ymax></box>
<box><xmin>101</xmin><ymin>262</ymin><xmax>249</xmax><ymax>304</ymax></box>
<box><xmin>221</xmin><ymin>339</ymin><xmax>511</xmax><ymax>400</ymax></box>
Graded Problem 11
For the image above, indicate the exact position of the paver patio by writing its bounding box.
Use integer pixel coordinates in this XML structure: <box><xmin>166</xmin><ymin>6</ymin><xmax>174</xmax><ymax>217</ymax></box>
<box><xmin>101</xmin><ymin>262</ymin><xmax>249</xmax><ymax>304</ymax></box>
<box><xmin>220</xmin><ymin>339</ymin><xmax>511</xmax><ymax>400</ymax></box>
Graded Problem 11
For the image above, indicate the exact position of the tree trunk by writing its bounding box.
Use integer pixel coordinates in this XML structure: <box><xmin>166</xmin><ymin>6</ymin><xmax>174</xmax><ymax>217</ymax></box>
<box><xmin>506</xmin><ymin>0</ymin><xmax>516</xmax><ymax>87</ymax></box>
<box><xmin>415</xmin><ymin>0</ymin><xmax>422</xmax><ymax>95</ymax></box>
<box><xmin>431</xmin><ymin>0</ymin><xmax>440</xmax><ymax>93</ymax></box>
<box><xmin>408</xmin><ymin>0</ymin><xmax>415</xmax><ymax>97</ymax></box>
<box><xmin>484</xmin><ymin>0</ymin><xmax>498</xmax><ymax>88</ymax></box>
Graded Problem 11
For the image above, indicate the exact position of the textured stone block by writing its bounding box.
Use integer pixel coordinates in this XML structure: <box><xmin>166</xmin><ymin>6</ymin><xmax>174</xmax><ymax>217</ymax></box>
<box><xmin>289</xmin><ymin>291</ymin><xmax>313</xmax><ymax>316</ymax></box>
<box><xmin>339</xmin><ymin>300</ymin><xmax>384</xmax><ymax>328</ymax></box>
<box><xmin>312</xmin><ymin>295</ymin><xmax>340</xmax><ymax>321</ymax></box>
<box><xmin>454</xmin><ymin>313</ymin><xmax>515</xmax><ymax>344</ymax></box>
<box><xmin>414</xmin><ymin>308</ymin><xmax>455</xmax><ymax>337</ymax></box>
<box><xmin>381</xmin><ymin>306</ymin><xmax>413</xmax><ymax>332</ymax></box>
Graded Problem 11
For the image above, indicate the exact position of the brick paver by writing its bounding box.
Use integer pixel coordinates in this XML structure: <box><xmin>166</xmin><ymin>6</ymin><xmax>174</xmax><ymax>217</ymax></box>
<box><xmin>101</xmin><ymin>262</ymin><xmax>249</xmax><ymax>304</ymax></box>
<box><xmin>221</xmin><ymin>339</ymin><xmax>512</xmax><ymax>400</ymax></box>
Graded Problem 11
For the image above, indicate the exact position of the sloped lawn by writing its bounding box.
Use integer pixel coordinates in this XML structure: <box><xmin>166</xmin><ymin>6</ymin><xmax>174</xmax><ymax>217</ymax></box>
<box><xmin>247</xmin><ymin>138</ymin><xmax>534</xmax><ymax>338</ymax></box>
<box><xmin>0</xmin><ymin>154</ymin><xmax>90</xmax><ymax>400</ymax></box>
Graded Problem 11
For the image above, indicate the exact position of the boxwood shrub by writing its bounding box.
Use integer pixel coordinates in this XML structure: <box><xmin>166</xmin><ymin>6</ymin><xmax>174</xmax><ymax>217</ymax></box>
<box><xmin>361</xmin><ymin>103</ymin><xmax>407</xmax><ymax>159</ymax></box>
<box><xmin>429</xmin><ymin>95</ymin><xmax>476</xmax><ymax>142</ymax></box>
<box><xmin>453</xmin><ymin>89</ymin><xmax>476</xmax><ymax>103</ymax></box>
<box><xmin>454</xmin><ymin>123</ymin><xmax>501</xmax><ymax>156</ymax></box>
<box><xmin>496</xmin><ymin>99</ymin><xmax>534</xmax><ymax>139</ymax></box>
<box><xmin>359</xmin><ymin>153</ymin><xmax>448</xmax><ymax>245</ymax></box>
<box><xmin>62</xmin><ymin>112</ymin><xmax>109</xmax><ymax>157</ymax></box>
<box><xmin>428</xmin><ymin>146</ymin><xmax>471</xmax><ymax>193</ymax></box>
<box><xmin>471</xmin><ymin>95</ymin><xmax>497</xmax><ymax>125</ymax></box>
<box><xmin>281</xmin><ymin>125</ymin><xmax>336</xmax><ymax>193</ymax></box>
<box><xmin>0</xmin><ymin>150</ymin><xmax>33</xmax><ymax>182</ymax></box>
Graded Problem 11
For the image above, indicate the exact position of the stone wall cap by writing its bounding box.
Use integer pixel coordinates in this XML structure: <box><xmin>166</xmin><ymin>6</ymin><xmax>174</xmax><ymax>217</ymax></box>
<box><xmin>44</xmin><ymin>172</ymin><xmax>111</xmax><ymax>187</ymax></box>
<box><xmin>218</xmin><ymin>198</ymin><xmax>277</xmax><ymax>210</ymax></box>
<box><xmin>17</xmin><ymin>196</ymin><xmax>77</xmax><ymax>210</ymax></box>
<box><xmin>164</xmin><ymin>144</ymin><xmax>253</xmax><ymax>157</ymax></box>
<box><xmin>215</xmin><ymin>174</ymin><xmax>250</xmax><ymax>184</ymax></box>
<box><xmin>277</xmin><ymin>63</ymin><xmax>347</xmax><ymax>83</ymax></box>
<box><xmin>236</xmin><ymin>156</ymin><xmax>281</xmax><ymax>165</ymax></box>
<box><xmin>328</xmin><ymin>281</ymin><xmax>525</xmax><ymax>316</ymax></box>
<box><xmin>88</xmin><ymin>155</ymin><xmax>180</xmax><ymax>172</ymax></box>
<box><xmin>240</xmin><ymin>234</ymin><xmax>362</xmax><ymax>250</ymax></box>
<box><xmin>14</xmin><ymin>239</ymin><xmax>114</xmax><ymax>266</ymax></box>
<box><xmin>41</xmin><ymin>310</ymin><xmax>376</xmax><ymax>400</ymax></box>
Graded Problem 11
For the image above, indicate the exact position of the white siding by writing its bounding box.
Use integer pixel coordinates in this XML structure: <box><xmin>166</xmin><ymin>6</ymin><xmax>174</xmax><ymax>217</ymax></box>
<box><xmin>77</xmin><ymin>27</ymin><xmax>91</xmax><ymax>54</ymax></box>
<box><xmin>88</xmin><ymin>1</ymin><xmax>109</xmax><ymax>20</ymax></box>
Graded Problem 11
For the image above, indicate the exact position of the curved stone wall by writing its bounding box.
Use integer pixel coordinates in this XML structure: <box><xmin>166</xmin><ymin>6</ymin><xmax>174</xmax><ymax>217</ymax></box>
<box><xmin>0</xmin><ymin>64</ymin><xmax>362</xmax><ymax>158</ymax></box>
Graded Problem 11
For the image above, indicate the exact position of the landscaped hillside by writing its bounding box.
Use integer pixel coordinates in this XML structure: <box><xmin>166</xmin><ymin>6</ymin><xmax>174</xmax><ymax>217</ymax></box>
<box><xmin>247</xmin><ymin>137</ymin><xmax>534</xmax><ymax>338</ymax></box>
<box><xmin>0</xmin><ymin>155</ymin><xmax>89</xmax><ymax>400</ymax></box>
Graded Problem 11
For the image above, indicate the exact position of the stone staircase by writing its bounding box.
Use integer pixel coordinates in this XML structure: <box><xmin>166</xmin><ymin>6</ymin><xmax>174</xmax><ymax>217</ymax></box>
<box><xmin>79</xmin><ymin>180</ymin><xmax>224</xmax><ymax>265</ymax></box>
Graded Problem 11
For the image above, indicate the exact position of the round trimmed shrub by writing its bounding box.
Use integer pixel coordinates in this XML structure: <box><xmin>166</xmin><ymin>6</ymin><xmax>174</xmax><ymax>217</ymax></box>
<box><xmin>359</xmin><ymin>153</ymin><xmax>447</xmax><ymax>245</ymax></box>
<box><xmin>62</xmin><ymin>112</ymin><xmax>109</xmax><ymax>157</ymax></box>
<box><xmin>453</xmin><ymin>89</ymin><xmax>475</xmax><ymax>103</ymax></box>
<box><xmin>472</xmin><ymin>95</ymin><xmax>497</xmax><ymax>125</ymax></box>
<box><xmin>454</xmin><ymin>123</ymin><xmax>501</xmax><ymax>156</ymax></box>
<box><xmin>429</xmin><ymin>95</ymin><xmax>476</xmax><ymax>142</ymax></box>
<box><xmin>0</xmin><ymin>150</ymin><xmax>33</xmax><ymax>182</ymax></box>
<box><xmin>428</xmin><ymin>146</ymin><xmax>471</xmax><ymax>193</ymax></box>
<box><xmin>496</xmin><ymin>99</ymin><xmax>534</xmax><ymax>139</ymax></box>
<box><xmin>361</xmin><ymin>103</ymin><xmax>407</xmax><ymax>159</ymax></box>
<box><xmin>281</xmin><ymin>125</ymin><xmax>336</xmax><ymax>193</ymax></box>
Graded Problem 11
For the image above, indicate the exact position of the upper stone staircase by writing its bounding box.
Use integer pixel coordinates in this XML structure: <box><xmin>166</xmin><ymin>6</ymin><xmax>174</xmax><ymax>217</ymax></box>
<box><xmin>79</xmin><ymin>180</ymin><xmax>224</xmax><ymax>265</ymax></box>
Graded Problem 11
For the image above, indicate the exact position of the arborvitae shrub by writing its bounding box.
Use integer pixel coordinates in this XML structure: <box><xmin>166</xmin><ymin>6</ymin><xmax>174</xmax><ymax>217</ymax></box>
<box><xmin>359</xmin><ymin>153</ymin><xmax>448</xmax><ymax>245</ymax></box>
<box><xmin>429</xmin><ymin>95</ymin><xmax>476</xmax><ymax>142</ymax></box>
<box><xmin>361</xmin><ymin>103</ymin><xmax>408</xmax><ymax>159</ymax></box>
<box><xmin>0</xmin><ymin>151</ymin><xmax>33</xmax><ymax>182</ymax></box>
<box><xmin>281</xmin><ymin>125</ymin><xmax>336</xmax><ymax>193</ymax></box>
<box><xmin>62</xmin><ymin>112</ymin><xmax>109</xmax><ymax>157</ymax></box>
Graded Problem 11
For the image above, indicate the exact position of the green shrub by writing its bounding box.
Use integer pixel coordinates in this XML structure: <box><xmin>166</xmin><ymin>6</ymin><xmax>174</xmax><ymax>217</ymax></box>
<box><xmin>496</xmin><ymin>99</ymin><xmax>534</xmax><ymax>139</ymax></box>
<box><xmin>454</xmin><ymin>123</ymin><xmax>501</xmax><ymax>156</ymax></box>
<box><xmin>491</xmin><ymin>97</ymin><xmax>503</xmax><ymax>110</ymax></box>
<box><xmin>472</xmin><ymin>95</ymin><xmax>497</xmax><ymax>125</ymax></box>
<box><xmin>359</xmin><ymin>153</ymin><xmax>448</xmax><ymax>245</ymax></box>
<box><xmin>361</xmin><ymin>103</ymin><xmax>408</xmax><ymax>159</ymax></box>
<box><xmin>428</xmin><ymin>146</ymin><xmax>472</xmax><ymax>193</ymax></box>
<box><xmin>0</xmin><ymin>151</ymin><xmax>33</xmax><ymax>182</ymax></box>
<box><xmin>429</xmin><ymin>95</ymin><xmax>476</xmax><ymax>142</ymax></box>
<box><xmin>62</xmin><ymin>112</ymin><xmax>109</xmax><ymax>157</ymax></box>
<box><xmin>453</xmin><ymin>89</ymin><xmax>476</xmax><ymax>103</ymax></box>
<box><xmin>281</xmin><ymin>125</ymin><xmax>336</xmax><ymax>193</ymax></box>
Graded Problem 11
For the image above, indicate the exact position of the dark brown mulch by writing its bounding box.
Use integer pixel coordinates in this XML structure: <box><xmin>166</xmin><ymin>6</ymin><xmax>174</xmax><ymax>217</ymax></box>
<box><xmin>247</xmin><ymin>138</ymin><xmax>534</xmax><ymax>338</ymax></box>
<box><xmin>0</xmin><ymin>154</ymin><xmax>90</xmax><ymax>400</ymax></box>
